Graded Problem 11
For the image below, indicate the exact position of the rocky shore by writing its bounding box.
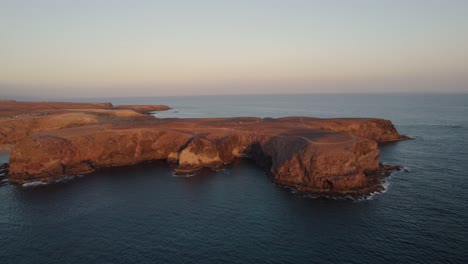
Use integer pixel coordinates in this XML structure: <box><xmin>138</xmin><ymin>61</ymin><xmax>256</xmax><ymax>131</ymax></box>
<box><xmin>0</xmin><ymin>100</ymin><xmax>409</xmax><ymax>196</ymax></box>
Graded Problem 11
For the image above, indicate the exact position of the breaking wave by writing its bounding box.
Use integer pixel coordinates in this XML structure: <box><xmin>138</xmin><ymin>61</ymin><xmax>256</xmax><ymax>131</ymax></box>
<box><xmin>171</xmin><ymin>172</ymin><xmax>197</xmax><ymax>178</ymax></box>
<box><xmin>21</xmin><ymin>174</ymin><xmax>84</xmax><ymax>188</ymax></box>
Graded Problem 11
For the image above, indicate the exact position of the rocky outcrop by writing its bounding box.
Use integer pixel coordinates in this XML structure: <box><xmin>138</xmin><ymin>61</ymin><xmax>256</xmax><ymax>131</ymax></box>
<box><xmin>2</xmin><ymin>100</ymin><xmax>409</xmax><ymax>196</ymax></box>
<box><xmin>114</xmin><ymin>105</ymin><xmax>171</xmax><ymax>112</ymax></box>
<box><xmin>0</xmin><ymin>101</ymin><xmax>113</xmax><ymax>117</ymax></box>
<box><xmin>0</xmin><ymin>163</ymin><xmax>8</xmax><ymax>186</ymax></box>
<box><xmin>257</xmin><ymin>130</ymin><xmax>378</xmax><ymax>192</ymax></box>
<box><xmin>0</xmin><ymin>100</ymin><xmax>170</xmax><ymax>117</ymax></box>
<box><xmin>0</xmin><ymin>163</ymin><xmax>8</xmax><ymax>175</ymax></box>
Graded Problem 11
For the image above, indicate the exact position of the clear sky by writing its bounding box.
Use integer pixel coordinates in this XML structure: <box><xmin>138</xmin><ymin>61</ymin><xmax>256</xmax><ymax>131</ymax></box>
<box><xmin>1</xmin><ymin>0</ymin><xmax>467</xmax><ymax>98</ymax></box>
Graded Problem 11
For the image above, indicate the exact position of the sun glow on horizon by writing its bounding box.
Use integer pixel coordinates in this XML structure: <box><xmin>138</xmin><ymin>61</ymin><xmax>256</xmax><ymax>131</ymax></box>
<box><xmin>1</xmin><ymin>0</ymin><xmax>467</xmax><ymax>97</ymax></box>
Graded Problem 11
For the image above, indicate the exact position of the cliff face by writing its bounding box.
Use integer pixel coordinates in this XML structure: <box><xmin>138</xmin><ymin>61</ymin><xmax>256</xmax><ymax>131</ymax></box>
<box><xmin>8</xmin><ymin>128</ymin><xmax>188</xmax><ymax>181</ymax></box>
<box><xmin>2</xmin><ymin>101</ymin><xmax>408</xmax><ymax>195</ymax></box>
<box><xmin>259</xmin><ymin>131</ymin><xmax>380</xmax><ymax>192</ymax></box>
<box><xmin>8</xmin><ymin>125</ymin><xmax>382</xmax><ymax>194</ymax></box>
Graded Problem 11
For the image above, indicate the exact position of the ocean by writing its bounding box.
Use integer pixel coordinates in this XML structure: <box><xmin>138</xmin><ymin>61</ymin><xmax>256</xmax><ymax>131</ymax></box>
<box><xmin>0</xmin><ymin>94</ymin><xmax>467</xmax><ymax>263</ymax></box>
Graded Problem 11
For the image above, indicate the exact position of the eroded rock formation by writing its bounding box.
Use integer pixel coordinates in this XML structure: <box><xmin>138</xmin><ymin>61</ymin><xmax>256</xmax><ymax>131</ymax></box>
<box><xmin>0</xmin><ymin>101</ymin><xmax>409</xmax><ymax>195</ymax></box>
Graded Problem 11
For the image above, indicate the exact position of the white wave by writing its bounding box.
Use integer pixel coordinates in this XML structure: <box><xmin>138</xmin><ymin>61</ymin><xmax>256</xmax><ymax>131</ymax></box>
<box><xmin>171</xmin><ymin>172</ymin><xmax>197</xmax><ymax>178</ymax></box>
<box><xmin>21</xmin><ymin>174</ymin><xmax>84</xmax><ymax>188</ymax></box>
<box><xmin>22</xmin><ymin>181</ymin><xmax>48</xmax><ymax>187</ymax></box>
<box><xmin>402</xmin><ymin>166</ymin><xmax>411</xmax><ymax>172</ymax></box>
<box><xmin>357</xmin><ymin>181</ymin><xmax>390</xmax><ymax>201</ymax></box>
<box><xmin>361</xmin><ymin>163</ymin><xmax>411</xmax><ymax>201</ymax></box>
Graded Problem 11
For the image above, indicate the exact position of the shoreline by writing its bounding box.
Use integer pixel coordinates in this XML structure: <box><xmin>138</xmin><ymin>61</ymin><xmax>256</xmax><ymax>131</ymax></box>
<box><xmin>6</xmin><ymin>159</ymin><xmax>405</xmax><ymax>200</ymax></box>
<box><xmin>1</xmin><ymin>100</ymin><xmax>409</xmax><ymax>197</ymax></box>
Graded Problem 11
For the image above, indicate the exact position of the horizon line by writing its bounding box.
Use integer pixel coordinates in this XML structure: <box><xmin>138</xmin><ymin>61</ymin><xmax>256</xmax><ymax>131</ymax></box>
<box><xmin>2</xmin><ymin>91</ymin><xmax>468</xmax><ymax>102</ymax></box>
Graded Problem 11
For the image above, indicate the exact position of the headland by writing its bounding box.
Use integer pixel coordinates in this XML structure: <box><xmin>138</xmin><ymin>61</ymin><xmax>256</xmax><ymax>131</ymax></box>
<box><xmin>0</xmin><ymin>100</ymin><xmax>409</xmax><ymax>196</ymax></box>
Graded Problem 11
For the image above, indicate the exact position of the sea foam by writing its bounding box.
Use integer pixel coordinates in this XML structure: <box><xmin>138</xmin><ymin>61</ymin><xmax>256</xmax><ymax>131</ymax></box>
<box><xmin>21</xmin><ymin>174</ymin><xmax>84</xmax><ymax>188</ymax></box>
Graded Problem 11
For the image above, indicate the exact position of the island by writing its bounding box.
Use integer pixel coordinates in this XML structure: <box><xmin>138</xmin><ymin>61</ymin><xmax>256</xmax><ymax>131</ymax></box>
<box><xmin>0</xmin><ymin>100</ymin><xmax>409</xmax><ymax>196</ymax></box>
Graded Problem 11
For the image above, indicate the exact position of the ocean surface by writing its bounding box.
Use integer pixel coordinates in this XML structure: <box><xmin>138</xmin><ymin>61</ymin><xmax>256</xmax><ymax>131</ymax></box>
<box><xmin>1</xmin><ymin>94</ymin><xmax>467</xmax><ymax>263</ymax></box>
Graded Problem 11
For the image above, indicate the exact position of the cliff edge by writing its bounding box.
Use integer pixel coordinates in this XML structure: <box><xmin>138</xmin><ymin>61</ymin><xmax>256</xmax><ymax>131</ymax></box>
<box><xmin>1</xmin><ymin>101</ymin><xmax>409</xmax><ymax>196</ymax></box>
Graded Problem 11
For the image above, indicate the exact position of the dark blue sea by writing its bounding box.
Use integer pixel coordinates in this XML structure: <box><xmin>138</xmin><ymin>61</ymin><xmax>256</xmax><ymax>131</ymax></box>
<box><xmin>1</xmin><ymin>94</ymin><xmax>467</xmax><ymax>263</ymax></box>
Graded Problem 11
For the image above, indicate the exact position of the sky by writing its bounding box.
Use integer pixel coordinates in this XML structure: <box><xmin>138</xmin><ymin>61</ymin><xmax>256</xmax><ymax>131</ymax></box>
<box><xmin>1</xmin><ymin>0</ymin><xmax>467</xmax><ymax>98</ymax></box>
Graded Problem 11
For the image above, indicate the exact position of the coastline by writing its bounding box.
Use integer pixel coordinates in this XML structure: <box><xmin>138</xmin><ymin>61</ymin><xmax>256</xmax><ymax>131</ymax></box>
<box><xmin>1</xmin><ymin>100</ymin><xmax>409</xmax><ymax>197</ymax></box>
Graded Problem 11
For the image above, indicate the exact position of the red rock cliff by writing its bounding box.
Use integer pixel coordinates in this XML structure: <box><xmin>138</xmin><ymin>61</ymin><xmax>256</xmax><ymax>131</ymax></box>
<box><xmin>2</xmin><ymin>101</ymin><xmax>408</xmax><ymax>195</ymax></box>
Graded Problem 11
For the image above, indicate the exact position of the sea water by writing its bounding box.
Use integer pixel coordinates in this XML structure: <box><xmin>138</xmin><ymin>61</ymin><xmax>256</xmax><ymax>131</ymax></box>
<box><xmin>0</xmin><ymin>94</ymin><xmax>467</xmax><ymax>263</ymax></box>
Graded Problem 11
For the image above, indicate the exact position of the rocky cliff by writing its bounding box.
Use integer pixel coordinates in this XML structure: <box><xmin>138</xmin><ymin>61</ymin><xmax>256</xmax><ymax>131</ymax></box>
<box><xmin>1</xmin><ymin>101</ymin><xmax>408</xmax><ymax>196</ymax></box>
